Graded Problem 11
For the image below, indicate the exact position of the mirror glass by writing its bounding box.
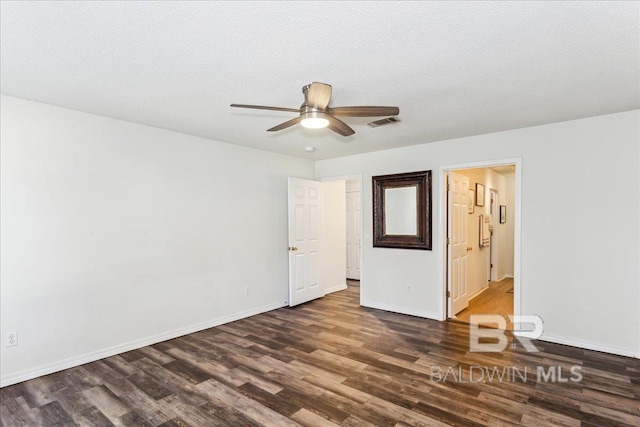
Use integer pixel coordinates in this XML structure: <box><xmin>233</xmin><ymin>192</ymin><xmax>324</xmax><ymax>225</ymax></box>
<box><xmin>384</xmin><ymin>186</ymin><xmax>418</xmax><ymax>235</ymax></box>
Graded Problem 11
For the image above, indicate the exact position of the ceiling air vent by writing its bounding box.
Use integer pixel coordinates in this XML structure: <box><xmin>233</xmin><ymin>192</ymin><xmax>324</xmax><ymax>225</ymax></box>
<box><xmin>367</xmin><ymin>117</ymin><xmax>400</xmax><ymax>128</ymax></box>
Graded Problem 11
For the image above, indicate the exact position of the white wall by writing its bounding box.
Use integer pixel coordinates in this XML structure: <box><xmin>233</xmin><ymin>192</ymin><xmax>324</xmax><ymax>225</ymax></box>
<box><xmin>0</xmin><ymin>96</ymin><xmax>315</xmax><ymax>386</ymax></box>
<box><xmin>321</xmin><ymin>181</ymin><xmax>347</xmax><ymax>294</ymax></box>
<box><xmin>316</xmin><ymin>110</ymin><xmax>640</xmax><ymax>357</ymax></box>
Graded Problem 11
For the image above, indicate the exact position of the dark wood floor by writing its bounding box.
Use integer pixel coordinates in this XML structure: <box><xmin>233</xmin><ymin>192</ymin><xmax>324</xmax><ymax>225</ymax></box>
<box><xmin>2</xmin><ymin>280</ymin><xmax>639</xmax><ymax>426</ymax></box>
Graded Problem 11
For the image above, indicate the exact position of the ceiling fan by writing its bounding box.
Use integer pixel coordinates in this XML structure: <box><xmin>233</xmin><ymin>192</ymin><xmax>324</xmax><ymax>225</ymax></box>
<box><xmin>230</xmin><ymin>82</ymin><xmax>399</xmax><ymax>136</ymax></box>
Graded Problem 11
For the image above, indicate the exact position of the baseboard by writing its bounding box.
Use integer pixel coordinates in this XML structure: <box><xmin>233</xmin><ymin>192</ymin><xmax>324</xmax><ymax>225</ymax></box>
<box><xmin>468</xmin><ymin>286</ymin><xmax>488</xmax><ymax>301</ymax></box>
<box><xmin>539</xmin><ymin>333</ymin><xmax>639</xmax><ymax>359</ymax></box>
<box><xmin>0</xmin><ymin>301</ymin><xmax>287</xmax><ymax>388</ymax></box>
<box><xmin>362</xmin><ymin>300</ymin><xmax>440</xmax><ymax>321</ymax></box>
<box><xmin>324</xmin><ymin>283</ymin><xmax>348</xmax><ymax>295</ymax></box>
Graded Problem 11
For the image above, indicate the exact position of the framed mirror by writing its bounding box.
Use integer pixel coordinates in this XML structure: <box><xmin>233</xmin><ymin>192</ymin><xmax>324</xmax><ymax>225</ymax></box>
<box><xmin>372</xmin><ymin>170</ymin><xmax>432</xmax><ymax>250</ymax></box>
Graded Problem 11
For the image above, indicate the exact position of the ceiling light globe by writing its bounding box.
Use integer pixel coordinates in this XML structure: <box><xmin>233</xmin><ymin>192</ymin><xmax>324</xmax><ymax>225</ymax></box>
<box><xmin>301</xmin><ymin>117</ymin><xmax>329</xmax><ymax>129</ymax></box>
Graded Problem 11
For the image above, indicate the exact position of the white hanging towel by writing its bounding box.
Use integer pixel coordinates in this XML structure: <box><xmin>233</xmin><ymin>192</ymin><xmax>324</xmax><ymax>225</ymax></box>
<box><xmin>480</xmin><ymin>214</ymin><xmax>491</xmax><ymax>247</ymax></box>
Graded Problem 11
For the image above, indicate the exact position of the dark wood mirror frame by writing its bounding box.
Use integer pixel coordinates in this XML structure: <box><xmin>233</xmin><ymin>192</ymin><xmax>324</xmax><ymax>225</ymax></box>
<box><xmin>372</xmin><ymin>170</ymin><xmax>432</xmax><ymax>250</ymax></box>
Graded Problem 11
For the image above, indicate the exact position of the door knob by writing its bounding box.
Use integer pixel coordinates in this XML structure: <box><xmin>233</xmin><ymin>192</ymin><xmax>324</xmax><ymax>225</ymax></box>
<box><xmin>467</xmin><ymin>247</ymin><xmax>473</xmax><ymax>251</ymax></box>
<box><xmin>289</xmin><ymin>246</ymin><xmax>298</xmax><ymax>251</ymax></box>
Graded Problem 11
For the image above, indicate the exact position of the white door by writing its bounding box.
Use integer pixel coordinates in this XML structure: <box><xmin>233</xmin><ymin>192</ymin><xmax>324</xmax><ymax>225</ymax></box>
<box><xmin>346</xmin><ymin>190</ymin><xmax>361</xmax><ymax>280</ymax></box>
<box><xmin>288</xmin><ymin>177</ymin><xmax>323</xmax><ymax>306</ymax></box>
<box><xmin>448</xmin><ymin>171</ymin><xmax>470</xmax><ymax>315</ymax></box>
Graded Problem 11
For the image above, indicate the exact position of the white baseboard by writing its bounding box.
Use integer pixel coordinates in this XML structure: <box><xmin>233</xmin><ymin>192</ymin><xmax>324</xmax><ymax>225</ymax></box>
<box><xmin>362</xmin><ymin>300</ymin><xmax>440</xmax><ymax>321</ymax></box>
<box><xmin>468</xmin><ymin>286</ymin><xmax>489</xmax><ymax>301</ymax></box>
<box><xmin>324</xmin><ymin>283</ymin><xmax>348</xmax><ymax>295</ymax></box>
<box><xmin>0</xmin><ymin>301</ymin><xmax>287</xmax><ymax>388</ymax></box>
<box><xmin>539</xmin><ymin>333</ymin><xmax>639</xmax><ymax>359</ymax></box>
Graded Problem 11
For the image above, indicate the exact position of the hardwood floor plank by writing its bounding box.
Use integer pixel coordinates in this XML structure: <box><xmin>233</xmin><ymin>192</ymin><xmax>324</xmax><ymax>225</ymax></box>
<box><xmin>363</xmin><ymin>396</ymin><xmax>450</xmax><ymax>427</ymax></box>
<box><xmin>290</xmin><ymin>408</ymin><xmax>339</xmax><ymax>427</ymax></box>
<box><xmin>127</xmin><ymin>373</ymin><xmax>173</xmax><ymax>400</ymax></box>
<box><xmin>302</xmin><ymin>374</ymin><xmax>371</xmax><ymax>404</ymax></box>
<box><xmin>116</xmin><ymin>410</ymin><xmax>155</xmax><ymax>427</ymax></box>
<box><xmin>579</xmin><ymin>401</ymin><xmax>640</xmax><ymax>426</ymax></box>
<box><xmin>196</xmin><ymin>380</ymin><xmax>300</xmax><ymax>426</ymax></box>
<box><xmin>74</xmin><ymin>405</ymin><xmax>113</xmax><ymax>427</ymax></box>
<box><xmin>81</xmin><ymin>385</ymin><xmax>130</xmax><ymax>421</ymax></box>
<box><xmin>236</xmin><ymin>382</ymin><xmax>299</xmax><ymax>417</ymax></box>
<box><xmin>199</xmin><ymin>400</ymin><xmax>256</xmax><ymax>427</ymax></box>
<box><xmin>340</xmin><ymin>414</ymin><xmax>379</xmax><ymax>427</ymax></box>
<box><xmin>229</xmin><ymin>366</ymin><xmax>283</xmax><ymax>394</ymax></box>
<box><xmin>412</xmin><ymin>400</ymin><xmax>486</xmax><ymax>427</ymax></box>
<box><xmin>163</xmin><ymin>360</ymin><xmax>212</xmax><ymax>385</ymax></box>
<box><xmin>38</xmin><ymin>400</ymin><xmax>77</xmax><ymax>426</ymax></box>
<box><xmin>3</xmin><ymin>280</ymin><xmax>639</xmax><ymax>426</ymax></box>
<box><xmin>0</xmin><ymin>397</ymin><xmax>40</xmax><ymax>427</ymax></box>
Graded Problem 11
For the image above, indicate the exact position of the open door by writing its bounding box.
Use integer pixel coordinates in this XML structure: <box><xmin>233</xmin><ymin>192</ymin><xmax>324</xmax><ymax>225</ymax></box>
<box><xmin>448</xmin><ymin>171</ymin><xmax>470</xmax><ymax>315</ymax></box>
<box><xmin>288</xmin><ymin>177</ymin><xmax>323</xmax><ymax>306</ymax></box>
<box><xmin>346</xmin><ymin>184</ymin><xmax>361</xmax><ymax>280</ymax></box>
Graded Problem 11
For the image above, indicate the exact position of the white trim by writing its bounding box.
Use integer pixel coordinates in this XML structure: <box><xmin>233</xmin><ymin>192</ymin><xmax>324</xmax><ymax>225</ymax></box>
<box><xmin>489</xmin><ymin>188</ymin><xmax>499</xmax><ymax>283</ymax></box>
<box><xmin>439</xmin><ymin>157</ymin><xmax>522</xmax><ymax>322</ymax></box>
<box><xmin>0</xmin><ymin>301</ymin><xmax>286</xmax><ymax>388</ymax></box>
<box><xmin>362</xmin><ymin>300</ymin><xmax>440</xmax><ymax>321</ymax></box>
<box><xmin>539</xmin><ymin>334</ymin><xmax>640</xmax><ymax>359</ymax></box>
<box><xmin>467</xmin><ymin>285</ymin><xmax>489</xmax><ymax>301</ymax></box>
<box><xmin>324</xmin><ymin>283</ymin><xmax>348</xmax><ymax>295</ymax></box>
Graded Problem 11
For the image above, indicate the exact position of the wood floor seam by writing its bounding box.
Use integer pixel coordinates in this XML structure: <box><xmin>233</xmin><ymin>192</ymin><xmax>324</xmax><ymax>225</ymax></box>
<box><xmin>2</xmin><ymin>280</ymin><xmax>639</xmax><ymax>426</ymax></box>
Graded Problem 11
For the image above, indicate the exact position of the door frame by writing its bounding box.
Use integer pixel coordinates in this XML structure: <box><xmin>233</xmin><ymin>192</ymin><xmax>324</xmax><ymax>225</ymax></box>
<box><xmin>438</xmin><ymin>158</ymin><xmax>522</xmax><ymax>321</ymax></box>
<box><xmin>320</xmin><ymin>174</ymin><xmax>364</xmax><ymax>306</ymax></box>
<box><xmin>489</xmin><ymin>188</ymin><xmax>499</xmax><ymax>282</ymax></box>
<box><xmin>345</xmin><ymin>185</ymin><xmax>361</xmax><ymax>281</ymax></box>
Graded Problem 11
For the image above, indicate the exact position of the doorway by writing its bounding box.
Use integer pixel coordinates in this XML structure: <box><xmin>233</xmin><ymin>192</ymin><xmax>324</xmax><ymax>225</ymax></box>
<box><xmin>346</xmin><ymin>179</ymin><xmax>361</xmax><ymax>281</ymax></box>
<box><xmin>320</xmin><ymin>175</ymin><xmax>364</xmax><ymax>306</ymax></box>
<box><xmin>442</xmin><ymin>160</ymin><xmax>520</xmax><ymax>323</ymax></box>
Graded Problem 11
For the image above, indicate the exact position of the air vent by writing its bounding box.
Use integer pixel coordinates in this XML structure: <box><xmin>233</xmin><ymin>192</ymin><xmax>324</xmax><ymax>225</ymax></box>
<box><xmin>367</xmin><ymin>117</ymin><xmax>400</xmax><ymax>128</ymax></box>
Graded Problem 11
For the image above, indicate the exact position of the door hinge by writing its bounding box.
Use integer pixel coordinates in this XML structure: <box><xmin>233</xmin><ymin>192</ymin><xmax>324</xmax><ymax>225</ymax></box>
<box><xmin>447</xmin><ymin>183</ymin><xmax>451</xmax><ymax>191</ymax></box>
<box><xmin>446</xmin><ymin>291</ymin><xmax>450</xmax><ymax>298</ymax></box>
<box><xmin>447</xmin><ymin>237</ymin><xmax>451</xmax><ymax>245</ymax></box>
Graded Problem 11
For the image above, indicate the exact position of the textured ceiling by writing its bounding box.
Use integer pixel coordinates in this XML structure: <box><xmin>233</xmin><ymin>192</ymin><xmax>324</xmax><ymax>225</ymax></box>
<box><xmin>1</xmin><ymin>1</ymin><xmax>638</xmax><ymax>160</ymax></box>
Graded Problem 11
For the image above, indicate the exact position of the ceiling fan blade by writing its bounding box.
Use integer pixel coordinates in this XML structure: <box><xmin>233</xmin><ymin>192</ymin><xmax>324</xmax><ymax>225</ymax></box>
<box><xmin>267</xmin><ymin>117</ymin><xmax>302</xmax><ymax>132</ymax></box>
<box><xmin>326</xmin><ymin>115</ymin><xmax>355</xmax><ymax>136</ymax></box>
<box><xmin>328</xmin><ymin>106</ymin><xmax>399</xmax><ymax>117</ymax></box>
<box><xmin>231</xmin><ymin>104</ymin><xmax>299</xmax><ymax>113</ymax></box>
<box><xmin>306</xmin><ymin>82</ymin><xmax>332</xmax><ymax>109</ymax></box>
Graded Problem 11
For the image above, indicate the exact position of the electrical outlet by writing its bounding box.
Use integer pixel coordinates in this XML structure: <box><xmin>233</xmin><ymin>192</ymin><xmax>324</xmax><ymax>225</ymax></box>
<box><xmin>244</xmin><ymin>287</ymin><xmax>251</xmax><ymax>295</ymax></box>
<box><xmin>6</xmin><ymin>332</ymin><xmax>17</xmax><ymax>347</ymax></box>
<box><xmin>406</xmin><ymin>284</ymin><xmax>412</xmax><ymax>293</ymax></box>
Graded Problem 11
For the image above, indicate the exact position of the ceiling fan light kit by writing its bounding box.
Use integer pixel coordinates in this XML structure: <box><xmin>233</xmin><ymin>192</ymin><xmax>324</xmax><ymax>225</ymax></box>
<box><xmin>300</xmin><ymin>107</ymin><xmax>330</xmax><ymax>129</ymax></box>
<box><xmin>231</xmin><ymin>82</ymin><xmax>399</xmax><ymax>136</ymax></box>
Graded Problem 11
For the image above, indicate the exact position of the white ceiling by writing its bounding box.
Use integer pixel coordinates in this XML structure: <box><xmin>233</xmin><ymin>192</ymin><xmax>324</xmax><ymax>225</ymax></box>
<box><xmin>1</xmin><ymin>1</ymin><xmax>638</xmax><ymax>160</ymax></box>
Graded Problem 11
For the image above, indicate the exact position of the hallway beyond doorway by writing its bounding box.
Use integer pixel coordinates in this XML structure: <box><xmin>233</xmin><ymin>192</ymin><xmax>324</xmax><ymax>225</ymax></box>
<box><xmin>453</xmin><ymin>277</ymin><xmax>514</xmax><ymax>329</ymax></box>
